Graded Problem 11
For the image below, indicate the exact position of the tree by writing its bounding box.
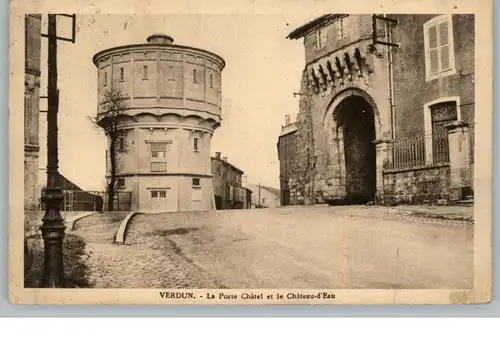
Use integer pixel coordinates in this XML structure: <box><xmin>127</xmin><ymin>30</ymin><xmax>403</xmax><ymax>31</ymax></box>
<box><xmin>90</xmin><ymin>87</ymin><xmax>128</xmax><ymax>211</ymax></box>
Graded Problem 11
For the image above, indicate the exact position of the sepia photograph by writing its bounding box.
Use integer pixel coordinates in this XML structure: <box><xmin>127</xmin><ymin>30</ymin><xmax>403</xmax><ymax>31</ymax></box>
<box><xmin>10</xmin><ymin>0</ymin><xmax>492</xmax><ymax>305</ymax></box>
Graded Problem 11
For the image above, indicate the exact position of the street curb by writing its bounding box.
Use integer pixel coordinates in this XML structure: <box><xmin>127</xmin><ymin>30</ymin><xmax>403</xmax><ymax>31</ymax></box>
<box><xmin>386</xmin><ymin>208</ymin><xmax>474</xmax><ymax>223</ymax></box>
<box><xmin>65</xmin><ymin>212</ymin><xmax>98</xmax><ymax>231</ymax></box>
<box><xmin>115</xmin><ymin>212</ymin><xmax>137</xmax><ymax>244</ymax></box>
<box><xmin>407</xmin><ymin>211</ymin><xmax>474</xmax><ymax>223</ymax></box>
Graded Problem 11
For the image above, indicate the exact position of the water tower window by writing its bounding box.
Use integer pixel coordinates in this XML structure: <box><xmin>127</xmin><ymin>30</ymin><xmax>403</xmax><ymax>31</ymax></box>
<box><xmin>193</xmin><ymin>138</ymin><xmax>199</xmax><ymax>151</ymax></box>
<box><xmin>168</xmin><ymin>65</ymin><xmax>175</xmax><ymax>80</ymax></box>
<box><xmin>116</xmin><ymin>178</ymin><xmax>125</xmax><ymax>189</ymax></box>
<box><xmin>104</xmin><ymin>72</ymin><xmax>107</xmax><ymax>86</ymax></box>
<box><xmin>193</xmin><ymin>69</ymin><xmax>198</xmax><ymax>84</ymax></box>
<box><xmin>210</xmin><ymin>74</ymin><xmax>213</xmax><ymax>87</ymax></box>
<box><xmin>120</xmin><ymin>67</ymin><xmax>124</xmax><ymax>81</ymax></box>
<box><xmin>142</xmin><ymin>65</ymin><xmax>148</xmax><ymax>80</ymax></box>
<box><xmin>118</xmin><ymin>136</ymin><xmax>126</xmax><ymax>152</ymax></box>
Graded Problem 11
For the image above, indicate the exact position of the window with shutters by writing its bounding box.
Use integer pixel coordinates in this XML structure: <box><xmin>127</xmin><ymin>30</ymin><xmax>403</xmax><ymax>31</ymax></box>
<box><xmin>424</xmin><ymin>14</ymin><xmax>456</xmax><ymax>81</ymax></box>
<box><xmin>149</xmin><ymin>142</ymin><xmax>170</xmax><ymax>172</ymax></box>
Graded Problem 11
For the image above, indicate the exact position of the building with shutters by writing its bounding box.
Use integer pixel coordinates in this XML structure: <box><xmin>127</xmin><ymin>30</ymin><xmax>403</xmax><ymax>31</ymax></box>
<box><xmin>93</xmin><ymin>34</ymin><xmax>225</xmax><ymax>212</ymax></box>
<box><xmin>24</xmin><ymin>14</ymin><xmax>42</xmax><ymax>236</ymax></box>
<box><xmin>282</xmin><ymin>14</ymin><xmax>474</xmax><ymax>206</ymax></box>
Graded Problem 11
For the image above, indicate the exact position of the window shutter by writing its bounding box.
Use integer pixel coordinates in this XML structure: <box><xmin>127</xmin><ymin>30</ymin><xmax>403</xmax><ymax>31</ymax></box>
<box><xmin>428</xmin><ymin>24</ymin><xmax>439</xmax><ymax>74</ymax></box>
<box><xmin>439</xmin><ymin>21</ymin><xmax>450</xmax><ymax>70</ymax></box>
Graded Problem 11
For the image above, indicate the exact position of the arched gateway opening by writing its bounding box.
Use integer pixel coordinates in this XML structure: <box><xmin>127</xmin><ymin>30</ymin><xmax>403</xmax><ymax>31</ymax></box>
<box><xmin>335</xmin><ymin>95</ymin><xmax>377</xmax><ymax>204</ymax></box>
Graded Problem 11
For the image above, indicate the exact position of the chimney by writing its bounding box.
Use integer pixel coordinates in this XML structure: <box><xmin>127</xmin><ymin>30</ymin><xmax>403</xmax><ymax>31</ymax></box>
<box><xmin>215</xmin><ymin>152</ymin><xmax>221</xmax><ymax>159</ymax></box>
<box><xmin>285</xmin><ymin>114</ymin><xmax>291</xmax><ymax>126</ymax></box>
<box><xmin>222</xmin><ymin>157</ymin><xmax>228</xmax><ymax>162</ymax></box>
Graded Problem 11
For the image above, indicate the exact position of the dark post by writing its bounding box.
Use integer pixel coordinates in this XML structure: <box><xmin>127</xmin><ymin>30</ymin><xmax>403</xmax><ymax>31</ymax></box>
<box><xmin>40</xmin><ymin>14</ymin><xmax>66</xmax><ymax>288</ymax></box>
<box><xmin>258</xmin><ymin>182</ymin><xmax>261</xmax><ymax>207</ymax></box>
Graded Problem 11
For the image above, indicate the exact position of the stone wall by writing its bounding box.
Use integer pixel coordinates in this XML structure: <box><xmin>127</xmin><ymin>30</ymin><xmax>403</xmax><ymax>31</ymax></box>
<box><xmin>382</xmin><ymin>164</ymin><xmax>450</xmax><ymax>205</ymax></box>
<box><xmin>288</xmin><ymin>71</ymin><xmax>313</xmax><ymax>205</ymax></box>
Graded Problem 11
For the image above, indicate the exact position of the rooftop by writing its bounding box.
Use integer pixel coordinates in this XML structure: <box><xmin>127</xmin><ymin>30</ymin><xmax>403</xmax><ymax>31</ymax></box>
<box><xmin>279</xmin><ymin>122</ymin><xmax>297</xmax><ymax>137</ymax></box>
<box><xmin>92</xmin><ymin>33</ymin><xmax>226</xmax><ymax>69</ymax></box>
<box><xmin>211</xmin><ymin>156</ymin><xmax>244</xmax><ymax>175</ymax></box>
<box><xmin>286</xmin><ymin>14</ymin><xmax>345</xmax><ymax>39</ymax></box>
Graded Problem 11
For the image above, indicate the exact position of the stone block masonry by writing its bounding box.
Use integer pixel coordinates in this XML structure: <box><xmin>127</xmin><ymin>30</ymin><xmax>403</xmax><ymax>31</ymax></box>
<box><xmin>289</xmin><ymin>71</ymin><xmax>314</xmax><ymax>205</ymax></box>
<box><xmin>382</xmin><ymin>165</ymin><xmax>450</xmax><ymax>205</ymax></box>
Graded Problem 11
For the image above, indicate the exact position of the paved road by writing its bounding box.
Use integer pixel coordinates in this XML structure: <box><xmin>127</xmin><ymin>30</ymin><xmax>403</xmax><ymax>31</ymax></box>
<box><xmin>123</xmin><ymin>206</ymin><xmax>473</xmax><ymax>289</ymax></box>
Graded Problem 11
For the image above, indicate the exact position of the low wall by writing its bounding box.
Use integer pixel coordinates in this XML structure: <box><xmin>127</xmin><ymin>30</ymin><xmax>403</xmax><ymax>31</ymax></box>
<box><xmin>381</xmin><ymin>164</ymin><xmax>450</xmax><ymax>205</ymax></box>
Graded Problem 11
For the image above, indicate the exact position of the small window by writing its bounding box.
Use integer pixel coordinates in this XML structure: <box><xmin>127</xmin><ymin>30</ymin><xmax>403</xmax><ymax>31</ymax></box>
<box><xmin>104</xmin><ymin>72</ymin><xmax>108</xmax><ymax>86</ymax></box>
<box><xmin>151</xmin><ymin>191</ymin><xmax>158</xmax><ymax>198</ymax></box>
<box><xmin>262</xmin><ymin>198</ymin><xmax>266</xmax><ymax>204</ymax></box>
<box><xmin>193</xmin><ymin>69</ymin><xmax>198</xmax><ymax>84</ymax></box>
<box><xmin>210</xmin><ymin>74</ymin><xmax>214</xmax><ymax>87</ymax></box>
<box><xmin>151</xmin><ymin>162</ymin><xmax>167</xmax><ymax>172</ymax></box>
<box><xmin>118</xmin><ymin>136</ymin><xmax>125</xmax><ymax>152</ymax></box>
<box><xmin>316</xmin><ymin>28</ymin><xmax>327</xmax><ymax>49</ymax></box>
<box><xmin>159</xmin><ymin>191</ymin><xmax>166</xmax><ymax>198</ymax></box>
<box><xmin>151</xmin><ymin>150</ymin><xmax>166</xmax><ymax>158</ymax></box>
<box><xmin>142</xmin><ymin>65</ymin><xmax>148</xmax><ymax>80</ymax></box>
<box><xmin>116</xmin><ymin>178</ymin><xmax>125</xmax><ymax>188</ymax></box>
<box><xmin>168</xmin><ymin>65</ymin><xmax>175</xmax><ymax>80</ymax></box>
<box><xmin>193</xmin><ymin>138</ymin><xmax>199</xmax><ymax>151</ymax></box>
<box><xmin>192</xmin><ymin>178</ymin><xmax>200</xmax><ymax>187</ymax></box>
<box><xmin>336</xmin><ymin>17</ymin><xmax>344</xmax><ymax>39</ymax></box>
<box><xmin>120</xmin><ymin>67</ymin><xmax>124</xmax><ymax>81</ymax></box>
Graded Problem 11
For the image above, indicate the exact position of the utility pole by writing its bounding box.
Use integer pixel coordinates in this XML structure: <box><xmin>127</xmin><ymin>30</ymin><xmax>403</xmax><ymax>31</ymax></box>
<box><xmin>40</xmin><ymin>13</ymin><xmax>76</xmax><ymax>288</ymax></box>
<box><xmin>258</xmin><ymin>182</ymin><xmax>261</xmax><ymax>207</ymax></box>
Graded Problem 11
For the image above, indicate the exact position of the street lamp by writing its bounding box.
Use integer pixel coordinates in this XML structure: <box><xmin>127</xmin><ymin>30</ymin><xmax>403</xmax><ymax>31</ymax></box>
<box><xmin>39</xmin><ymin>13</ymin><xmax>76</xmax><ymax>288</ymax></box>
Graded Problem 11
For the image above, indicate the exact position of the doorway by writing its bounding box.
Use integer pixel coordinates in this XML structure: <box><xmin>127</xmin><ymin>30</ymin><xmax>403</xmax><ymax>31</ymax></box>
<box><xmin>150</xmin><ymin>190</ymin><xmax>167</xmax><ymax>212</ymax></box>
<box><xmin>335</xmin><ymin>95</ymin><xmax>377</xmax><ymax>204</ymax></box>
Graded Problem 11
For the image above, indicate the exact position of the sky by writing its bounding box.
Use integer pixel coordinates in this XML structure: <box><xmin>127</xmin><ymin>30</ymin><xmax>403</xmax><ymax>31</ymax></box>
<box><xmin>37</xmin><ymin>13</ymin><xmax>318</xmax><ymax>191</ymax></box>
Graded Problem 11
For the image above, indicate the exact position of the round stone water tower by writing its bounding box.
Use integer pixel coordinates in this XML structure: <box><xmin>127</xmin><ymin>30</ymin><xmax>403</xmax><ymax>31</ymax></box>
<box><xmin>93</xmin><ymin>34</ymin><xmax>225</xmax><ymax>212</ymax></box>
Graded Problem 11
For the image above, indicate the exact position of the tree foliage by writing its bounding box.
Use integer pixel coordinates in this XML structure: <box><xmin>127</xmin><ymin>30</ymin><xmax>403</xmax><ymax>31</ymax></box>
<box><xmin>90</xmin><ymin>87</ymin><xmax>128</xmax><ymax>211</ymax></box>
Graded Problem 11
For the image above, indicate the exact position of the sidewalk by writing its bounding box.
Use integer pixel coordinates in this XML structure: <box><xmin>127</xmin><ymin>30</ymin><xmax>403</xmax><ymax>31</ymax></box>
<box><xmin>384</xmin><ymin>205</ymin><xmax>474</xmax><ymax>222</ymax></box>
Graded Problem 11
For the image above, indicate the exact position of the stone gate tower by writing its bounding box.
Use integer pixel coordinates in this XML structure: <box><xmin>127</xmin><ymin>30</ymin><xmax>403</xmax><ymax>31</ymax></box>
<box><xmin>93</xmin><ymin>34</ymin><xmax>225</xmax><ymax>212</ymax></box>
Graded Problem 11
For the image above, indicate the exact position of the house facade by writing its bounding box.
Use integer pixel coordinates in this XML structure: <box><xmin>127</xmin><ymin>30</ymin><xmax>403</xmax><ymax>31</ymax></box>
<box><xmin>24</xmin><ymin>14</ymin><xmax>42</xmax><ymax>237</ymax></box>
<box><xmin>277</xmin><ymin>114</ymin><xmax>297</xmax><ymax>206</ymax></box>
<box><xmin>93</xmin><ymin>34</ymin><xmax>225</xmax><ymax>213</ymax></box>
<box><xmin>245</xmin><ymin>184</ymin><xmax>280</xmax><ymax>208</ymax></box>
<box><xmin>283</xmin><ymin>14</ymin><xmax>474</xmax><ymax>205</ymax></box>
<box><xmin>211</xmin><ymin>152</ymin><xmax>251</xmax><ymax>209</ymax></box>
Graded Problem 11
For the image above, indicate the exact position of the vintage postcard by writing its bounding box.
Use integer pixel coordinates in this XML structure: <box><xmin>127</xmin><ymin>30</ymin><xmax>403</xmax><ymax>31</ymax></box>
<box><xmin>9</xmin><ymin>0</ymin><xmax>492</xmax><ymax>305</ymax></box>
